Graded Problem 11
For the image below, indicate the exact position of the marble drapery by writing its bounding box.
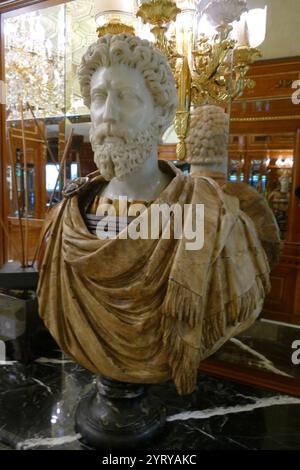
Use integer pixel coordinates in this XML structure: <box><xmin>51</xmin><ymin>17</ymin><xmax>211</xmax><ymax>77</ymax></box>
<box><xmin>37</xmin><ymin>162</ymin><xmax>277</xmax><ymax>394</ymax></box>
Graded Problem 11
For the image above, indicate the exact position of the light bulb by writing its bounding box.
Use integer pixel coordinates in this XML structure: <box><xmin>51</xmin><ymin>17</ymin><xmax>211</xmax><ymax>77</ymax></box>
<box><xmin>247</xmin><ymin>7</ymin><xmax>267</xmax><ymax>48</ymax></box>
<box><xmin>232</xmin><ymin>6</ymin><xmax>267</xmax><ymax>48</ymax></box>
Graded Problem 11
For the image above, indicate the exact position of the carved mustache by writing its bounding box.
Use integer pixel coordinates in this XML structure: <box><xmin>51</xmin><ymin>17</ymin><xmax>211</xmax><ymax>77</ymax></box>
<box><xmin>91</xmin><ymin>124</ymin><xmax>134</xmax><ymax>145</ymax></box>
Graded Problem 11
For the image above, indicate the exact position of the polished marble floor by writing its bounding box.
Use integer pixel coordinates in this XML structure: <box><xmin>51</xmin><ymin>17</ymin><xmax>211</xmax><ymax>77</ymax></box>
<box><xmin>213</xmin><ymin>319</ymin><xmax>300</xmax><ymax>379</ymax></box>
<box><xmin>0</xmin><ymin>318</ymin><xmax>300</xmax><ymax>450</ymax></box>
<box><xmin>0</xmin><ymin>357</ymin><xmax>300</xmax><ymax>450</ymax></box>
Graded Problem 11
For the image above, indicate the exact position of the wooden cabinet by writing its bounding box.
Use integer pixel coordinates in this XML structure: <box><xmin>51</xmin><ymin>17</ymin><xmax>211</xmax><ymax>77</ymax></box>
<box><xmin>228</xmin><ymin>132</ymin><xmax>295</xmax><ymax>240</ymax></box>
<box><xmin>230</xmin><ymin>57</ymin><xmax>300</xmax><ymax>325</ymax></box>
<box><xmin>78</xmin><ymin>142</ymin><xmax>97</xmax><ymax>176</ymax></box>
<box><xmin>263</xmin><ymin>243</ymin><xmax>300</xmax><ymax>325</ymax></box>
<box><xmin>5</xmin><ymin>125</ymin><xmax>46</xmax><ymax>263</ymax></box>
<box><xmin>158</xmin><ymin>58</ymin><xmax>300</xmax><ymax>324</ymax></box>
<box><xmin>8</xmin><ymin>125</ymin><xmax>46</xmax><ymax>220</ymax></box>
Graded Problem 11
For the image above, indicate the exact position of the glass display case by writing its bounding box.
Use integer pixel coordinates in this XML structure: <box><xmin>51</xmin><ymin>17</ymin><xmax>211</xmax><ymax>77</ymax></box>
<box><xmin>1</xmin><ymin>1</ymin><xmax>100</xmax><ymax>264</ymax></box>
<box><xmin>9</xmin><ymin>154</ymin><xmax>36</xmax><ymax>218</ymax></box>
<box><xmin>229</xmin><ymin>134</ymin><xmax>295</xmax><ymax>240</ymax></box>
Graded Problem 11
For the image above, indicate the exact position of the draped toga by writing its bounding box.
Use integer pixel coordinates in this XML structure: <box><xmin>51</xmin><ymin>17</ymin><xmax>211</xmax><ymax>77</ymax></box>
<box><xmin>37</xmin><ymin>161</ymin><xmax>280</xmax><ymax>394</ymax></box>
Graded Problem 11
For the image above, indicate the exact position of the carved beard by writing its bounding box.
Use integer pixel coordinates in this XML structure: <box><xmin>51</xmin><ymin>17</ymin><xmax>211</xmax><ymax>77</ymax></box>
<box><xmin>90</xmin><ymin>122</ymin><xmax>161</xmax><ymax>181</ymax></box>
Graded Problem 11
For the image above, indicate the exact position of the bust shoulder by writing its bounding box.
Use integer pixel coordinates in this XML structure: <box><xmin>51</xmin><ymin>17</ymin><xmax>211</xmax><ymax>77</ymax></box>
<box><xmin>62</xmin><ymin>177</ymin><xmax>91</xmax><ymax>198</ymax></box>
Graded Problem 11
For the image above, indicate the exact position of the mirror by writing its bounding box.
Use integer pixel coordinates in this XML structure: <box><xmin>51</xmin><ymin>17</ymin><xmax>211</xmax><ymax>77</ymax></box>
<box><xmin>200</xmin><ymin>0</ymin><xmax>300</xmax><ymax>395</ymax></box>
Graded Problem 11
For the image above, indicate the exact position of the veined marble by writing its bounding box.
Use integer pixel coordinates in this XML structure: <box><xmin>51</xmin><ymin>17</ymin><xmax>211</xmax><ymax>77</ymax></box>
<box><xmin>1</xmin><ymin>319</ymin><xmax>300</xmax><ymax>450</ymax></box>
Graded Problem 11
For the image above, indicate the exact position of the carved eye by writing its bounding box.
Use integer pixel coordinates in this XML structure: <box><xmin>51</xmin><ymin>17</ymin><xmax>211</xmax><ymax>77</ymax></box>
<box><xmin>119</xmin><ymin>91</ymin><xmax>139</xmax><ymax>102</ymax></box>
<box><xmin>92</xmin><ymin>91</ymin><xmax>107</xmax><ymax>102</ymax></box>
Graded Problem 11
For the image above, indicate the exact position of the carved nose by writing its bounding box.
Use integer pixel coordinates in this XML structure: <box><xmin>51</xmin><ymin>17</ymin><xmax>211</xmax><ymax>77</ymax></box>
<box><xmin>103</xmin><ymin>93</ymin><xmax>118</xmax><ymax>124</ymax></box>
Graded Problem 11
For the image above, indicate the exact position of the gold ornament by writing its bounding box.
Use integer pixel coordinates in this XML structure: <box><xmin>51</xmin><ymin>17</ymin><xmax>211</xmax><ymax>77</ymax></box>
<box><xmin>97</xmin><ymin>21</ymin><xmax>135</xmax><ymax>38</ymax></box>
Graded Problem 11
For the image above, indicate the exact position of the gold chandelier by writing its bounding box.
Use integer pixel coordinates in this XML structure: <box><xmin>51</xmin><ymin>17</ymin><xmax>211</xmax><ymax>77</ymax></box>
<box><xmin>5</xmin><ymin>10</ymin><xmax>66</xmax><ymax>121</ymax></box>
<box><xmin>95</xmin><ymin>0</ymin><xmax>268</xmax><ymax>159</ymax></box>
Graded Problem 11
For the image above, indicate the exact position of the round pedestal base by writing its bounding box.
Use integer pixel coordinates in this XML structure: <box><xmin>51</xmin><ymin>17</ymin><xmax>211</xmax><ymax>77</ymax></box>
<box><xmin>75</xmin><ymin>376</ymin><xmax>166</xmax><ymax>449</ymax></box>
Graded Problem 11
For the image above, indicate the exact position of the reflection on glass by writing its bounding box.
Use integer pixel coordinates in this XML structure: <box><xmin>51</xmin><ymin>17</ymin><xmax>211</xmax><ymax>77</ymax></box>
<box><xmin>229</xmin><ymin>159</ymin><xmax>245</xmax><ymax>183</ymax></box>
<box><xmin>6</xmin><ymin>148</ymin><xmax>37</xmax><ymax>219</ymax></box>
<box><xmin>66</xmin><ymin>0</ymin><xmax>97</xmax><ymax>116</ymax></box>
<box><xmin>264</xmin><ymin>154</ymin><xmax>293</xmax><ymax>240</ymax></box>
<box><xmin>229</xmin><ymin>134</ymin><xmax>295</xmax><ymax>240</ymax></box>
<box><xmin>71</xmin><ymin>163</ymin><xmax>78</xmax><ymax>180</ymax></box>
<box><xmin>27</xmin><ymin>163</ymin><xmax>35</xmax><ymax>217</ymax></box>
<box><xmin>5</xmin><ymin>5</ymin><xmax>66</xmax><ymax>121</ymax></box>
<box><xmin>17</xmin><ymin>163</ymin><xmax>35</xmax><ymax>218</ymax></box>
<box><xmin>46</xmin><ymin>164</ymin><xmax>59</xmax><ymax>192</ymax></box>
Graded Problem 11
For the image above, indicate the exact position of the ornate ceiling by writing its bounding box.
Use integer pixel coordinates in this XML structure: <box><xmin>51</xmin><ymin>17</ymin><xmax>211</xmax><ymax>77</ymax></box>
<box><xmin>4</xmin><ymin>0</ymin><xmax>300</xmax><ymax>121</ymax></box>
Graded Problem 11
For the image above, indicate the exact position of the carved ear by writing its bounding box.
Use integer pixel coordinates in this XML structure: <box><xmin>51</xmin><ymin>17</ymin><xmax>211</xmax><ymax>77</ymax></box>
<box><xmin>155</xmin><ymin>105</ymin><xmax>170</xmax><ymax>119</ymax></box>
<box><xmin>155</xmin><ymin>105</ymin><xmax>173</xmax><ymax>137</ymax></box>
<box><xmin>154</xmin><ymin>105</ymin><xmax>173</xmax><ymax>132</ymax></box>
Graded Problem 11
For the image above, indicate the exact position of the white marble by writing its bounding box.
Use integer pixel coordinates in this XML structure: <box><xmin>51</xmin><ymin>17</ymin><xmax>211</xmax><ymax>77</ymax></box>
<box><xmin>197</xmin><ymin>427</ymin><xmax>217</xmax><ymax>441</ymax></box>
<box><xmin>186</xmin><ymin>105</ymin><xmax>229</xmax><ymax>175</ymax></box>
<box><xmin>167</xmin><ymin>395</ymin><xmax>300</xmax><ymax>422</ymax></box>
<box><xmin>0</xmin><ymin>341</ymin><xmax>5</xmax><ymax>362</ymax></box>
<box><xmin>89</xmin><ymin>63</ymin><xmax>173</xmax><ymax>198</ymax></box>
<box><xmin>230</xmin><ymin>337</ymin><xmax>292</xmax><ymax>377</ymax></box>
<box><xmin>35</xmin><ymin>357</ymin><xmax>73</xmax><ymax>365</ymax></box>
<box><xmin>78</xmin><ymin>35</ymin><xmax>177</xmax><ymax>197</ymax></box>
<box><xmin>261</xmin><ymin>318</ymin><xmax>300</xmax><ymax>330</ymax></box>
<box><xmin>226</xmin><ymin>437</ymin><xmax>250</xmax><ymax>449</ymax></box>
<box><xmin>17</xmin><ymin>433</ymin><xmax>82</xmax><ymax>450</ymax></box>
<box><xmin>31</xmin><ymin>378</ymin><xmax>53</xmax><ymax>395</ymax></box>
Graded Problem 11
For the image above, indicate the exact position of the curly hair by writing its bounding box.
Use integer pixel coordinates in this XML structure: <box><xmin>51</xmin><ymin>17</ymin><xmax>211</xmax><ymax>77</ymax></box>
<box><xmin>186</xmin><ymin>105</ymin><xmax>229</xmax><ymax>166</ymax></box>
<box><xmin>78</xmin><ymin>34</ymin><xmax>177</xmax><ymax>133</ymax></box>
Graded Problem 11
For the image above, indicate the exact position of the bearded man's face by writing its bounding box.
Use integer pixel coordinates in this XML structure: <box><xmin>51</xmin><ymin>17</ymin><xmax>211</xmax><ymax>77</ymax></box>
<box><xmin>89</xmin><ymin>63</ymin><xmax>161</xmax><ymax>181</ymax></box>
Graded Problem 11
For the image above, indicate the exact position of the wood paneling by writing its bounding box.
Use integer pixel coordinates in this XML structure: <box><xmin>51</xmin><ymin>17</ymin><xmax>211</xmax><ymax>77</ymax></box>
<box><xmin>230</xmin><ymin>117</ymin><xmax>300</xmax><ymax>135</ymax></box>
<box><xmin>287</xmin><ymin>130</ymin><xmax>300</xmax><ymax>243</ymax></box>
<box><xmin>79</xmin><ymin>143</ymin><xmax>97</xmax><ymax>176</ymax></box>
<box><xmin>232</xmin><ymin>99</ymin><xmax>300</xmax><ymax>120</ymax></box>
<box><xmin>230</xmin><ymin>57</ymin><xmax>300</xmax><ymax>135</ymax></box>
<box><xmin>199</xmin><ymin>358</ymin><xmax>300</xmax><ymax>398</ymax></box>
<box><xmin>229</xmin><ymin>58</ymin><xmax>300</xmax><ymax>324</ymax></box>
<box><xmin>158</xmin><ymin>143</ymin><xmax>176</xmax><ymax>161</ymax></box>
<box><xmin>5</xmin><ymin>125</ymin><xmax>46</xmax><ymax>263</ymax></box>
<box><xmin>229</xmin><ymin>133</ymin><xmax>295</xmax><ymax>158</ymax></box>
<box><xmin>237</xmin><ymin>57</ymin><xmax>300</xmax><ymax>100</ymax></box>
<box><xmin>8</xmin><ymin>125</ymin><xmax>46</xmax><ymax>219</ymax></box>
<box><xmin>7</xmin><ymin>217</ymin><xmax>43</xmax><ymax>262</ymax></box>
<box><xmin>263</xmin><ymin>243</ymin><xmax>300</xmax><ymax>324</ymax></box>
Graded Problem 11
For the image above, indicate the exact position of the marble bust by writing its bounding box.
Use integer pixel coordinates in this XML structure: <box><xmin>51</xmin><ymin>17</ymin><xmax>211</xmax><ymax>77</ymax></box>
<box><xmin>37</xmin><ymin>34</ymin><xmax>280</xmax><ymax>396</ymax></box>
<box><xmin>186</xmin><ymin>105</ymin><xmax>229</xmax><ymax>183</ymax></box>
<box><xmin>79</xmin><ymin>34</ymin><xmax>177</xmax><ymax>202</ymax></box>
<box><xmin>186</xmin><ymin>104</ymin><xmax>281</xmax><ymax>268</ymax></box>
<box><xmin>279</xmin><ymin>172</ymin><xmax>291</xmax><ymax>194</ymax></box>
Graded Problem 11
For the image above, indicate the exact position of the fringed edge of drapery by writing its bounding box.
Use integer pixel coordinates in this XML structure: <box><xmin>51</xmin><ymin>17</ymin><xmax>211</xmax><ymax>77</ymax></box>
<box><xmin>202</xmin><ymin>272</ymin><xmax>270</xmax><ymax>351</ymax></box>
<box><xmin>161</xmin><ymin>314</ymin><xmax>202</xmax><ymax>396</ymax></box>
<box><xmin>161</xmin><ymin>272</ymin><xmax>271</xmax><ymax>395</ymax></box>
<box><xmin>162</xmin><ymin>280</ymin><xmax>205</xmax><ymax>329</ymax></box>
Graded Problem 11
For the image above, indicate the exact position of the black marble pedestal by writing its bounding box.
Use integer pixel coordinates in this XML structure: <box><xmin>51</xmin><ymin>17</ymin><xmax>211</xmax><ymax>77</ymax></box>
<box><xmin>0</xmin><ymin>292</ymin><xmax>57</xmax><ymax>363</ymax></box>
<box><xmin>75</xmin><ymin>376</ymin><xmax>166</xmax><ymax>449</ymax></box>
<box><xmin>0</xmin><ymin>262</ymin><xmax>39</xmax><ymax>290</ymax></box>
<box><xmin>1</xmin><ymin>318</ymin><xmax>300</xmax><ymax>450</ymax></box>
